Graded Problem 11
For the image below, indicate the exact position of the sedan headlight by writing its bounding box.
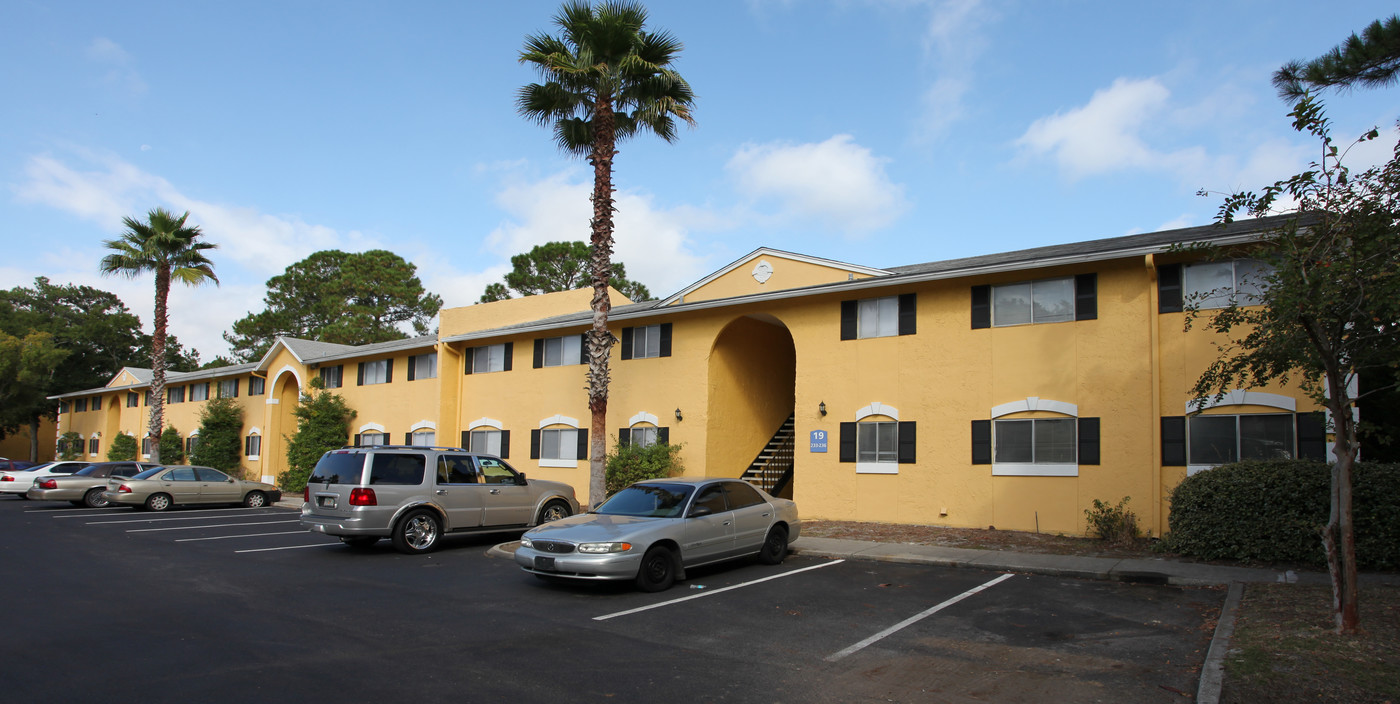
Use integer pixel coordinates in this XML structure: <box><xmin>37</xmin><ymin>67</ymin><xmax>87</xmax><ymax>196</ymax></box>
<box><xmin>577</xmin><ymin>542</ymin><xmax>633</xmax><ymax>554</ymax></box>
<box><xmin>520</xmin><ymin>536</ymin><xmax>534</xmax><ymax>549</ymax></box>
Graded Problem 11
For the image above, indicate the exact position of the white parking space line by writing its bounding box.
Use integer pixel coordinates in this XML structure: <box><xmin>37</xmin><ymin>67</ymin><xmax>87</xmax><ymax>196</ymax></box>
<box><xmin>86</xmin><ymin>513</ymin><xmax>288</xmax><ymax>526</ymax></box>
<box><xmin>54</xmin><ymin>507</ymin><xmax>290</xmax><ymax>519</ymax></box>
<box><xmin>593</xmin><ymin>559</ymin><xmax>845</xmax><ymax>622</ymax></box>
<box><xmin>127</xmin><ymin>520</ymin><xmax>301</xmax><ymax>533</ymax></box>
<box><xmin>33</xmin><ymin>509</ymin><xmax>131</xmax><ymax>516</ymax></box>
<box><xmin>825</xmin><ymin>572</ymin><xmax>1017</xmax><ymax>662</ymax></box>
<box><xmin>176</xmin><ymin>530</ymin><xmax>308</xmax><ymax>542</ymax></box>
<box><xmin>235</xmin><ymin>543</ymin><xmax>337</xmax><ymax>553</ymax></box>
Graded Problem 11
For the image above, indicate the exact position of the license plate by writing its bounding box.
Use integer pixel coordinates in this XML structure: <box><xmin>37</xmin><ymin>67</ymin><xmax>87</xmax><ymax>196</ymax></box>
<box><xmin>534</xmin><ymin>556</ymin><xmax>556</xmax><ymax>572</ymax></box>
<box><xmin>318</xmin><ymin>496</ymin><xmax>336</xmax><ymax>509</ymax></box>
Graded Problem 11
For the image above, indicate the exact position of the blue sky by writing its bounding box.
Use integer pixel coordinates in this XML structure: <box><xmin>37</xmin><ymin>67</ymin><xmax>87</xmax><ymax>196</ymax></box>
<box><xmin>4</xmin><ymin>1</ymin><xmax>1399</xmax><ymax>361</ymax></box>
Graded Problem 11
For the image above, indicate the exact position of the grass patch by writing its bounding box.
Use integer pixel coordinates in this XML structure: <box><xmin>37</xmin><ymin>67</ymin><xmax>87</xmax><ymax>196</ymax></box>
<box><xmin>1223</xmin><ymin>584</ymin><xmax>1400</xmax><ymax>703</ymax></box>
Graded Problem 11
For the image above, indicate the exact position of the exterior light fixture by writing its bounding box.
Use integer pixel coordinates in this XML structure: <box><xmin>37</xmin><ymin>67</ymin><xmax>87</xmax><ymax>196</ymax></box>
<box><xmin>819</xmin><ymin>401</ymin><xmax>827</xmax><ymax>416</ymax></box>
<box><xmin>675</xmin><ymin>408</ymin><xmax>683</xmax><ymax>421</ymax></box>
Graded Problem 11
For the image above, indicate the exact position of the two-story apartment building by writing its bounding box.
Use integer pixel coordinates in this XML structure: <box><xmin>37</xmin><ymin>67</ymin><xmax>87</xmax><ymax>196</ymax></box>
<box><xmin>50</xmin><ymin>215</ymin><xmax>1328</xmax><ymax>537</ymax></box>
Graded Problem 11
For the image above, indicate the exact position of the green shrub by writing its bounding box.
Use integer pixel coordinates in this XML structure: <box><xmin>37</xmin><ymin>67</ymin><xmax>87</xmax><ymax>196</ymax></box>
<box><xmin>159</xmin><ymin>426</ymin><xmax>185</xmax><ymax>465</ymax></box>
<box><xmin>605</xmin><ymin>439</ymin><xmax>684</xmax><ymax>496</ymax></box>
<box><xmin>57</xmin><ymin>431</ymin><xmax>84</xmax><ymax>460</ymax></box>
<box><xmin>190</xmin><ymin>396</ymin><xmax>244</xmax><ymax>474</ymax></box>
<box><xmin>106</xmin><ymin>432</ymin><xmax>138</xmax><ymax>461</ymax></box>
<box><xmin>280</xmin><ymin>377</ymin><xmax>355</xmax><ymax>492</ymax></box>
<box><xmin>1084</xmin><ymin>496</ymin><xmax>1140</xmax><ymax>545</ymax></box>
<box><xmin>1163</xmin><ymin>459</ymin><xmax>1400</xmax><ymax>569</ymax></box>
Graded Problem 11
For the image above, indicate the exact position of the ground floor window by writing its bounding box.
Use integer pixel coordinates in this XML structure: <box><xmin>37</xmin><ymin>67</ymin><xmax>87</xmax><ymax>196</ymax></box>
<box><xmin>469</xmin><ymin>429</ymin><xmax>503</xmax><ymax>456</ymax></box>
<box><xmin>1189</xmin><ymin>414</ymin><xmax>1294</xmax><ymax>466</ymax></box>
<box><xmin>995</xmin><ymin>418</ymin><xmax>1076</xmax><ymax>464</ymax></box>
<box><xmin>88</xmin><ymin>437</ymin><xmax>99</xmax><ymax>456</ymax></box>
<box><xmin>410</xmin><ymin>430</ymin><xmax>436</xmax><ymax>447</ymax></box>
<box><xmin>244</xmin><ymin>434</ymin><xmax>262</xmax><ymax>459</ymax></box>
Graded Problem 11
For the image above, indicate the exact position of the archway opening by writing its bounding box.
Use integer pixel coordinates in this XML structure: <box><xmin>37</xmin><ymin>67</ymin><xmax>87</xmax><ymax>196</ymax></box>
<box><xmin>705</xmin><ymin>314</ymin><xmax>797</xmax><ymax>498</ymax></box>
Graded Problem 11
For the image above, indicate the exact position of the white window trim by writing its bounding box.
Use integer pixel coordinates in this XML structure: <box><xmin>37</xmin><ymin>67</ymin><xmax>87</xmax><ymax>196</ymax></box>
<box><xmin>469</xmin><ymin>418</ymin><xmax>503</xmax><ymax>431</ymax></box>
<box><xmin>88</xmin><ymin>431</ymin><xmax>101</xmax><ymax>458</ymax></box>
<box><xmin>357</xmin><ymin>422</ymin><xmax>386</xmax><ymax>434</ymax></box>
<box><xmin>538</xmin><ymin>416</ymin><xmax>580</xmax><ymax>468</ymax></box>
<box><xmin>1185</xmin><ymin>407</ymin><xmax>1299</xmax><ymax>476</ymax></box>
<box><xmin>410</xmin><ymin>420</ymin><xmax>437</xmax><ymax>432</ymax></box>
<box><xmin>628</xmin><ymin>411</ymin><xmax>660</xmax><ymax>427</ymax></box>
<box><xmin>854</xmin><ymin>403</ymin><xmax>900</xmax><ymax>474</ymax></box>
<box><xmin>1187</xmin><ymin>391</ymin><xmax>1295</xmax><ymax>414</ymax></box>
<box><xmin>992</xmin><ymin>397</ymin><xmax>1078</xmax><ymax>419</ymax></box>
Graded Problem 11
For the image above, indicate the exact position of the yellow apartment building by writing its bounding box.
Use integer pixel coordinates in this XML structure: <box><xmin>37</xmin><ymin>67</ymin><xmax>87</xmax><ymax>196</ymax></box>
<box><xmin>50</xmin><ymin>215</ymin><xmax>1328</xmax><ymax>537</ymax></box>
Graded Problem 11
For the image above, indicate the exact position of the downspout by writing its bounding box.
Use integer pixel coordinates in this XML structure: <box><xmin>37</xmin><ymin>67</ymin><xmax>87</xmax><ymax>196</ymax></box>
<box><xmin>1145</xmin><ymin>254</ymin><xmax>1163</xmax><ymax>537</ymax></box>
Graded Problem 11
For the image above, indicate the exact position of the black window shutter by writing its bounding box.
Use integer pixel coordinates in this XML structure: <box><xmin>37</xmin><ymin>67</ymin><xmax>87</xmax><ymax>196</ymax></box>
<box><xmin>657</xmin><ymin>427</ymin><xmax>669</xmax><ymax>445</ymax></box>
<box><xmin>355</xmin><ymin>362</ymin><xmax>364</xmax><ymax>385</ymax></box>
<box><xmin>579</xmin><ymin>334</ymin><xmax>589</xmax><ymax>364</ymax></box>
<box><xmin>1161</xmin><ymin>416</ymin><xmax>1187</xmax><ymax>466</ymax></box>
<box><xmin>244</xmin><ymin>436</ymin><xmax>251</xmax><ymax>456</ymax></box>
<box><xmin>1075</xmin><ymin>274</ymin><xmax>1098</xmax><ymax>321</ymax></box>
<box><xmin>460</xmin><ymin>431</ymin><xmax>469</xmax><ymax>449</ymax></box>
<box><xmin>530</xmin><ymin>429</ymin><xmax>541</xmax><ymax>460</ymax></box>
<box><xmin>500</xmin><ymin>430</ymin><xmax>510</xmax><ymax>459</ymax></box>
<box><xmin>1158</xmin><ymin>264</ymin><xmax>1183</xmax><ymax>313</ymax></box>
<box><xmin>840</xmin><ymin>300</ymin><xmax>858</xmax><ymax>340</ymax></box>
<box><xmin>659</xmin><ymin>323</ymin><xmax>672</xmax><ymax>357</ymax></box>
<box><xmin>464</xmin><ymin>348</ymin><xmax>474</xmax><ymax>374</ymax></box>
<box><xmin>1077</xmin><ymin>417</ymin><xmax>1101</xmax><ymax>465</ymax></box>
<box><xmin>897</xmin><ymin>421</ymin><xmax>916</xmax><ymax>463</ymax></box>
<box><xmin>533</xmin><ymin>339</ymin><xmax>544</xmax><ymax>368</ymax></box>
<box><xmin>233</xmin><ymin>380</ymin><xmax>239</xmax><ymax>397</ymax></box>
<box><xmin>404</xmin><ymin>433</ymin><xmax>411</xmax><ymax>445</ymax></box>
<box><xmin>971</xmin><ymin>420</ymin><xmax>992</xmax><ymax>464</ymax></box>
<box><xmin>621</xmin><ymin>327</ymin><xmax>634</xmax><ymax>360</ymax></box>
<box><xmin>576</xmin><ymin>429</ymin><xmax>588</xmax><ymax>460</ymax></box>
<box><xmin>503</xmin><ymin>342</ymin><xmax>513</xmax><ymax>371</ymax></box>
<box><xmin>839</xmin><ymin>422</ymin><xmax>856</xmax><ymax>463</ymax></box>
<box><xmin>385</xmin><ymin>359</ymin><xmax>393</xmax><ymax>383</ymax></box>
<box><xmin>354</xmin><ymin>433</ymin><xmax>362</xmax><ymax>447</ymax></box>
<box><xmin>618</xmin><ymin>428</ymin><xmax>631</xmax><ymax>446</ymax></box>
<box><xmin>971</xmin><ymin>285</ymin><xmax>991</xmax><ymax>329</ymax></box>
<box><xmin>407</xmin><ymin>355</ymin><xmax>417</xmax><ymax>381</ymax></box>
<box><xmin>1296</xmin><ymin>412</ymin><xmax>1326</xmax><ymax>460</ymax></box>
<box><xmin>898</xmin><ymin>293</ymin><xmax>917</xmax><ymax>336</ymax></box>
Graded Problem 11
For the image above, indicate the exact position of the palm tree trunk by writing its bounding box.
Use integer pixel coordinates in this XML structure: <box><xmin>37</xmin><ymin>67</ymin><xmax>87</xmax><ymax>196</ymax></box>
<box><xmin>585</xmin><ymin>91</ymin><xmax>618</xmax><ymax>508</ymax></box>
<box><xmin>148</xmin><ymin>266</ymin><xmax>171</xmax><ymax>464</ymax></box>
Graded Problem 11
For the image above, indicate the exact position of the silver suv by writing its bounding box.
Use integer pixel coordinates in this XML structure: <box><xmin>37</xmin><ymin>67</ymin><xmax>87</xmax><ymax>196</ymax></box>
<box><xmin>300</xmin><ymin>445</ymin><xmax>578</xmax><ymax>554</ymax></box>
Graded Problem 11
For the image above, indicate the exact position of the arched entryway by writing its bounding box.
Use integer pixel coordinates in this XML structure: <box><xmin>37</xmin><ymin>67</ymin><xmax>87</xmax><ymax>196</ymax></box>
<box><xmin>705</xmin><ymin>314</ymin><xmax>797</xmax><ymax>498</ymax></box>
<box><xmin>261</xmin><ymin>369</ymin><xmax>301</xmax><ymax>484</ymax></box>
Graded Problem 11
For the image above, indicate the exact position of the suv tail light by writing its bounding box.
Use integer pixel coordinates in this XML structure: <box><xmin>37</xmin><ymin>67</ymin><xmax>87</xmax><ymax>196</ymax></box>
<box><xmin>348</xmin><ymin>488</ymin><xmax>377</xmax><ymax>506</ymax></box>
<box><xmin>303</xmin><ymin>486</ymin><xmax>310</xmax><ymax>503</ymax></box>
<box><xmin>38</xmin><ymin>478</ymin><xmax>58</xmax><ymax>490</ymax></box>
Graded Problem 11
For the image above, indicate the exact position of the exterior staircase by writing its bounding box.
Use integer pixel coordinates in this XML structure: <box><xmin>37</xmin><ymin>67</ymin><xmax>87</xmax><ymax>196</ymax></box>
<box><xmin>741</xmin><ymin>414</ymin><xmax>795</xmax><ymax>499</ymax></box>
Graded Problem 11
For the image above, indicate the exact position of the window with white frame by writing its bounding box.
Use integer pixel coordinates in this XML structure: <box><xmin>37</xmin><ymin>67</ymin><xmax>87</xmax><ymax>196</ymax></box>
<box><xmin>470</xmin><ymin>344</ymin><xmax>509</xmax><ymax>373</ymax></box>
<box><xmin>993</xmin><ymin>277</ymin><xmax>1075</xmax><ymax>326</ymax></box>
<box><xmin>541</xmin><ymin>335</ymin><xmax>582</xmax><ymax>367</ymax></box>
<box><xmin>141</xmin><ymin>437</ymin><xmax>153</xmax><ymax>457</ymax></box>
<box><xmin>410</xmin><ymin>430</ymin><xmax>436</xmax><ymax>447</ymax></box>
<box><xmin>857</xmin><ymin>420</ymin><xmax>898</xmax><ymax>464</ymax></box>
<box><xmin>858</xmin><ymin>297</ymin><xmax>899</xmax><ymax>338</ymax></box>
<box><xmin>320</xmin><ymin>365</ymin><xmax>343</xmax><ymax>388</ymax></box>
<box><xmin>360</xmin><ymin>359</ymin><xmax>390</xmax><ymax>385</ymax></box>
<box><xmin>185</xmin><ymin>434</ymin><xmax>200</xmax><ymax>455</ymax></box>
<box><xmin>469</xmin><ymin>429</ymin><xmax>503</xmax><ymax>456</ymax></box>
<box><xmin>248</xmin><ymin>376</ymin><xmax>266</xmax><ymax>395</ymax></box>
<box><xmin>244</xmin><ymin>434</ymin><xmax>262</xmax><ymax>459</ymax></box>
<box><xmin>88</xmin><ymin>437</ymin><xmax>99</xmax><ymax>455</ymax></box>
<box><xmin>630</xmin><ymin>325</ymin><xmax>662</xmax><ymax>359</ymax></box>
<box><xmin>189</xmin><ymin>382</ymin><xmax>209</xmax><ymax>401</ymax></box>
<box><xmin>541</xmin><ymin>428</ymin><xmax>577</xmax><ymax>461</ymax></box>
<box><xmin>218</xmin><ymin>379</ymin><xmax>238</xmax><ymax>398</ymax></box>
<box><xmin>630</xmin><ymin>425</ymin><xmax>659</xmax><ymax>448</ymax></box>
<box><xmin>409</xmin><ymin>352</ymin><xmax>437</xmax><ymax>380</ymax></box>
<box><xmin>359</xmin><ymin>432</ymin><xmax>386</xmax><ymax>446</ymax></box>
<box><xmin>1183</xmin><ymin>259</ymin><xmax>1272</xmax><ymax>309</ymax></box>
<box><xmin>994</xmin><ymin>418</ymin><xmax>1077</xmax><ymax>464</ymax></box>
<box><xmin>1188</xmin><ymin>413</ymin><xmax>1295</xmax><ymax>465</ymax></box>
<box><xmin>127</xmin><ymin>392</ymin><xmax>139</xmax><ymax>408</ymax></box>
<box><xmin>167</xmin><ymin>386</ymin><xmax>185</xmax><ymax>404</ymax></box>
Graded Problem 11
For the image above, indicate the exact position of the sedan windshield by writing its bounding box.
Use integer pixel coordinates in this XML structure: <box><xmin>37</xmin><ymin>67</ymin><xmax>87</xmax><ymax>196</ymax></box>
<box><xmin>593</xmin><ymin>484</ymin><xmax>694</xmax><ymax>518</ymax></box>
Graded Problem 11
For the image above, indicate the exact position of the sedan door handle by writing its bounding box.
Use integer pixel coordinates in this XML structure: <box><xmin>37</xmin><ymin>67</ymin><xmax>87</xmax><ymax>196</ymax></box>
<box><xmin>489</xmin><ymin>489</ymin><xmax>500</xmax><ymax>494</ymax></box>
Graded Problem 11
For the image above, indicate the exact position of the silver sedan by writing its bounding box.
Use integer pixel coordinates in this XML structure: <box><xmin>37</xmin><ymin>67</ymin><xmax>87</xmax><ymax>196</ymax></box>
<box><xmin>514</xmin><ymin>477</ymin><xmax>800</xmax><ymax>592</ymax></box>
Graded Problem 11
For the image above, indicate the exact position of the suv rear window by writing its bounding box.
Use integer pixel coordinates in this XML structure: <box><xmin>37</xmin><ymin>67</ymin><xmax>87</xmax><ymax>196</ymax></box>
<box><xmin>310</xmin><ymin>452</ymin><xmax>367</xmax><ymax>485</ymax></box>
<box><xmin>368</xmin><ymin>453</ymin><xmax>426</xmax><ymax>486</ymax></box>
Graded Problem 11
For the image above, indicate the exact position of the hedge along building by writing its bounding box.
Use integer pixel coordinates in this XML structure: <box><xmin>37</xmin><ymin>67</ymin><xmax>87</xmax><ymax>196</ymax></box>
<box><xmin>49</xmin><ymin>215</ymin><xmax>1331</xmax><ymax>537</ymax></box>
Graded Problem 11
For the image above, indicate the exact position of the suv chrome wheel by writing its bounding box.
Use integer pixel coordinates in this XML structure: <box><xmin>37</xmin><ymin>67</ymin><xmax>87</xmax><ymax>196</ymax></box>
<box><xmin>392</xmin><ymin>509</ymin><xmax>441</xmax><ymax>554</ymax></box>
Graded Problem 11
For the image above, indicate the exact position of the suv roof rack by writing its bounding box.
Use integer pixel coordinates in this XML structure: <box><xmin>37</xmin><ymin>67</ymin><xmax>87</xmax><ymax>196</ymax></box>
<box><xmin>334</xmin><ymin>445</ymin><xmax>472</xmax><ymax>453</ymax></box>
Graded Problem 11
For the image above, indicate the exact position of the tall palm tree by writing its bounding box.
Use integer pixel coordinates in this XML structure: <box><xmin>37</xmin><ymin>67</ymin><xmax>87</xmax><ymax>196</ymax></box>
<box><xmin>100</xmin><ymin>208</ymin><xmax>218</xmax><ymax>463</ymax></box>
<box><xmin>518</xmin><ymin>1</ymin><xmax>696</xmax><ymax>507</ymax></box>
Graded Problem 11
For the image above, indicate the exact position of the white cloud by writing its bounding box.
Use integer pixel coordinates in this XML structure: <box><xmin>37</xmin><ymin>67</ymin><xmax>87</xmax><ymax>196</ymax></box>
<box><xmin>726</xmin><ymin>134</ymin><xmax>908</xmax><ymax>235</ymax></box>
<box><xmin>1016</xmin><ymin>77</ymin><xmax>1180</xmax><ymax>179</ymax></box>
<box><xmin>915</xmin><ymin>0</ymin><xmax>990</xmax><ymax>140</ymax></box>
<box><xmin>87</xmin><ymin>38</ymin><xmax>146</xmax><ymax>96</ymax></box>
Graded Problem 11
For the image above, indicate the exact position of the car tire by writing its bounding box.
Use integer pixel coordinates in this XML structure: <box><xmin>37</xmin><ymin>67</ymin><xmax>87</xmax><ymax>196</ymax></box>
<box><xmin>392</xmin><ymin>509</ymin><xmax>441</xmax><ymax>554</ymax></box>
<box><xmin>635</xmin><ymin>546</ymin><xmax>677</xmax><ymax>593</ymax></box>
<box><xmin>145</xmin><ymin>493</ymin><xmax>172</xmax><ymax>512</ymax></box>
<box><xmin>537</xmin><ymin>500</ymin><xmax>572</xmax><ymax>524</ymax></box>
<box><xmin>757</xmin><ymin>525</ymin><xmax>789</xmax><ymax>565</ymax></box>
<box><xmin>242</xmin><ymin>491</ymin><xmax>267</xmax><ymax>508</ymax></box>
<box><xmin>83</xmin><ymin>488</ymin><xmax>109</xmax><ymax>508</ymax></box>
<box><xmin>340</xmin><ymin>536</ymin><xmax>379</xmax><ymax>549</ymax></box>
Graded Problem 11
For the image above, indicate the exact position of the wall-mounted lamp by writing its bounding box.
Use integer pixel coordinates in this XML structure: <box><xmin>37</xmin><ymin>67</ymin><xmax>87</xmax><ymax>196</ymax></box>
<box><xmin>819</xmin><ymin>401</ymin><xmax>827</xmax><ymax>416</ymax></box>
<box><xmin>675</xmin><ymin>408</ymin><xmax>683</xmax><ymax>422</ymax></box>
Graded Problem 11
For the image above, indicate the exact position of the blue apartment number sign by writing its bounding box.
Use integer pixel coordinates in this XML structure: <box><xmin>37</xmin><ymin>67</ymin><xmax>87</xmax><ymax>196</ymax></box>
<box><xmin>810</xmin><ymin>429</ymin><xmax>828</xmax><ymax>453</ymax></box>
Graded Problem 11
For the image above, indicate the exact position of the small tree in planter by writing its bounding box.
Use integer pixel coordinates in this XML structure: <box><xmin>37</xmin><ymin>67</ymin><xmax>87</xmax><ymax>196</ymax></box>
<box><xmin>281</xmin><ymin>377</ymin><xmax>355</xmax><ymax>492</ymax></box>
<box><xmin>106</xmin><ymin>432</ymin><xmax>138</xmax><ymax>461</ymax></box>
<box><xmin>190</xmin><ymin>395</ymin><xmax>244</xmax><ymax>474</ymax></box>
<box><xmin>159</xmin><ymin>426</ymin><xmax>185</xmax><ymax>465</ymax></box>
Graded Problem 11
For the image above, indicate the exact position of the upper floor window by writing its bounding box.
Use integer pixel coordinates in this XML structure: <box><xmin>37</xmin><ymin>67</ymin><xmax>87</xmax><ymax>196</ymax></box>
<box><xmin>127</xmin><ymin>392</ymin><xmax>139</xmax><ymax>408</ymax></box>
<box><xmin>1184</xmin><ymin>259</ymin><xmax>1271</xmax><ymax>309</ymax></box>
<box><xmin>74</xmin><ymin>398</ymin><xmax>87</xmax><ymax>412</ymax></box>
<box><xmin>841</xmin><ymin>294</ymin><xmax>916</xmax><ymax>340</ymax></box>
<box><xmin>534</xmin><ymin>334</ymin><xmax>585</xmax><ymax>368</ymax></box>
<box><xmin>189</xmin><ymin>382</ymin><xmax>210</xmax><ymax>401</ymax></box>
<box><xmin>408</xmin><ymin>353</ymin><xmax>438</xmax><ymax>380</ymax></box>
<box><xmin>466</xmin><ymin>343</ymin><xmax>512</xmax><ymax>374</ymax></box>
<box><xmin>218</xmin><ymin>379</ymin><xmax>239</xmax><ymax>398</ymax></box>
<box><xmin>91</xmin><ymin>397</ymin><xmax>101</xmax><ymax>410</ymax></box>
<box><xmin>145</xmin><ymin>391</ymin><xmax>154</xmax><ymax>406</ymax></box>
<box><xmin>248</xmin><ymin>377</ymin><xmax>266</xmax><ymax>396</ymax></box>
<box><xmin>972</xmin><ymin>275</ymin><xmax>1096</xmax><ymax>328</ymax></box>
<box><xmin>167</xmin><ymin>386</ymin><xmax>185</xmax><ymax>404</ymax></box>
<box><xmin>358</xmin><ymin>359</ymin><xmax>393</xmax><ymax>385</ymax></box>
<box><xmin>320</xmin><ymin>365</ymin><xmax>343</xmax><ymax>389</ymax></box>
<box><xmin>621</xmin><ymin>324</ymin><xmax>672</xmax><ymax>360</ymax></box>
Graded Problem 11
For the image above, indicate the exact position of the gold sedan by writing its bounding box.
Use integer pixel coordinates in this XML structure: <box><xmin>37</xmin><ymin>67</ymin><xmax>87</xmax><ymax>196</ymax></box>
<box><xmin>103</xmin><ymin>466</ymin><xmax>283</xmax><ymax>511</ymax></box>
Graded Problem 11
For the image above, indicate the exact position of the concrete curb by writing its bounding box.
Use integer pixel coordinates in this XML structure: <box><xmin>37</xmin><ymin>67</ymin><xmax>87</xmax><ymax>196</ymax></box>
<box><xmin>1197</xmin><ymin>581</ymin><xmax>1244</xmax><ymax>704</ymax></box>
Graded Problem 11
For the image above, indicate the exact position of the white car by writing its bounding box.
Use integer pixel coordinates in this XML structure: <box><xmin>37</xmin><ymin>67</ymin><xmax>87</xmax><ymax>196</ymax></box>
<box><xmin>0</xmin><ymin>461</ymin><xmax>93</xmax><ymax>497</ymax></box>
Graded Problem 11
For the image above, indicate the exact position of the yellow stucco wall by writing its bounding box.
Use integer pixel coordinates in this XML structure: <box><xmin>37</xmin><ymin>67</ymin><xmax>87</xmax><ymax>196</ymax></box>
<box><xmin>439</xmin><ymin>287</ymin><xmax>628</xmax><ymax>338</ymax></box>
<box><xmin>682</xmin><ymin>254</ymin><xmax>878</xmax><ymax>303</ymax></box>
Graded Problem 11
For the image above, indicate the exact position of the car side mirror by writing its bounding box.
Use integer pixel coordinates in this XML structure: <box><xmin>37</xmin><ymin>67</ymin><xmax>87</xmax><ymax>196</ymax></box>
<box><xmin>688</xmin><ymin>505</ymin><xmax>712</xmax><ymax>518</ymax></box>
<box><xmin>515</xmin><ymin>473</ymin><xmax>528</xmax><ymax>485</ymax></box>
